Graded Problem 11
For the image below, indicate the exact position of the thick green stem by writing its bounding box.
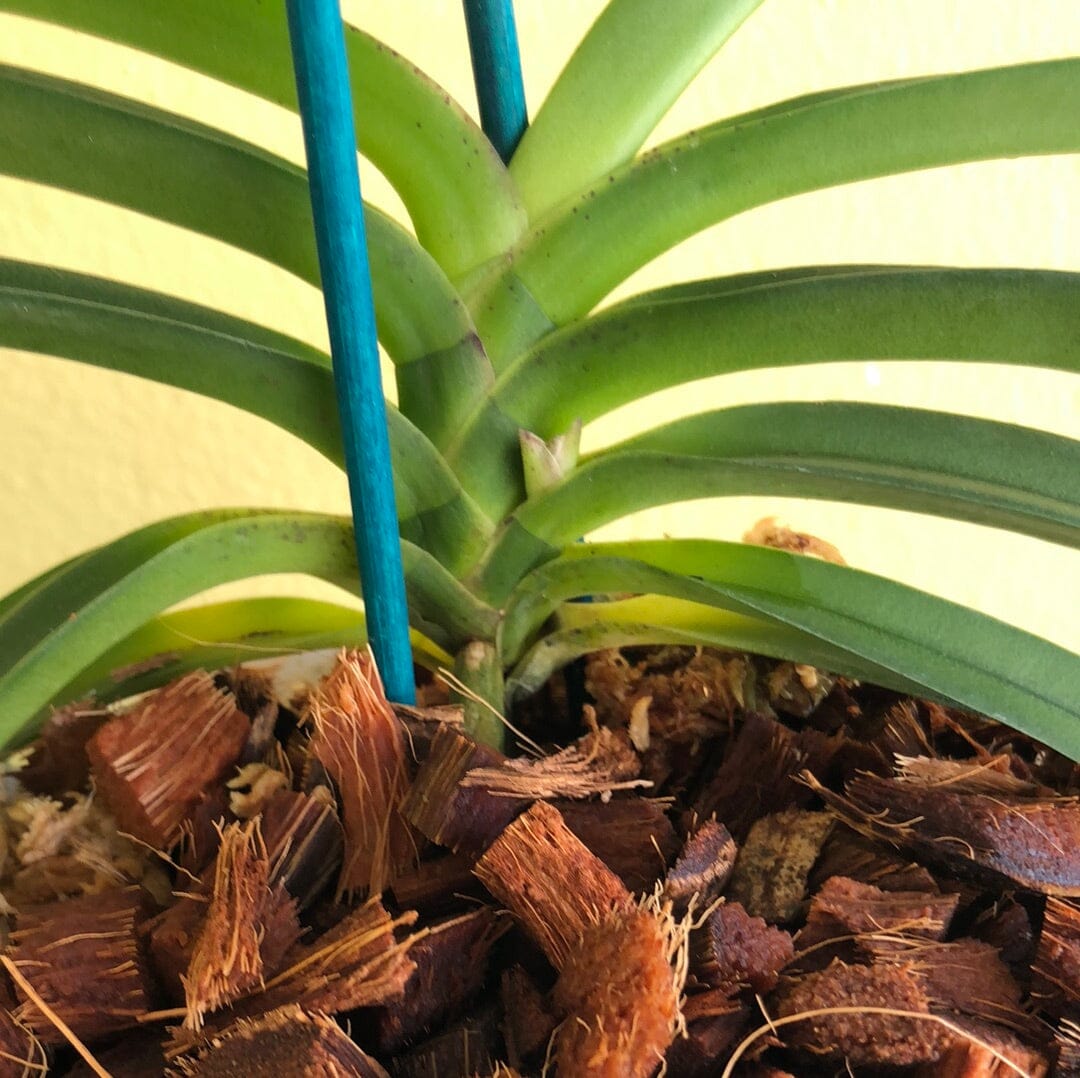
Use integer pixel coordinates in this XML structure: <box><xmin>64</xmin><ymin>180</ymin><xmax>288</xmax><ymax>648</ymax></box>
<box><xmin>452</xmin><ymin>639</ymin><xmax>507</xmax><ymax>750</ymax></box>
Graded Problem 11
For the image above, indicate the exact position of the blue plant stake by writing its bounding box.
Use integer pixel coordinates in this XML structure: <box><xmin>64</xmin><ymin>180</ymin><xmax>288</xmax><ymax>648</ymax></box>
<box><xmin>285</xmin><ymin>0</ymin><xmax>416</xmax><ymax>704</ymax></box>
<box><xmin>462</xmin><ymin>0</ymin><xmax>528</xmax><ymax>162</ymax></box>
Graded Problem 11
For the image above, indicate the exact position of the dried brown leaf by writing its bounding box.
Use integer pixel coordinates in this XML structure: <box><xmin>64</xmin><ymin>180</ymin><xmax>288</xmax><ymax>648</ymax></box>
<box><xmin>743</xmin><ymin>516</ymin><xmax>846</xmax><ymax>564</ymax></box>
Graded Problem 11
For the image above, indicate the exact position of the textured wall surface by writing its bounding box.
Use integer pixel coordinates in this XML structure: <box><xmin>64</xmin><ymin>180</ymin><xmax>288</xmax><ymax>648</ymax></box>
<box><xmin>0</xmin><ymin>1</ymin><xmax>1077</xmax><ymax>651</ymax></box>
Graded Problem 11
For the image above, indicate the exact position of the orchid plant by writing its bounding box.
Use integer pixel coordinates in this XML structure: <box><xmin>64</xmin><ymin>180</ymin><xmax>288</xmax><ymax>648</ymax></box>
<box><xmin>0</xmin><ymin>0</ymin><xmax>1077</xmax><ymax>754</ymax></box>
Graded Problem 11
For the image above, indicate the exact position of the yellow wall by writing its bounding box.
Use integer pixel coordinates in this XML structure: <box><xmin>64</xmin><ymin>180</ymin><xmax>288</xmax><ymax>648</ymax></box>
<box><xmin>0</xmin><ymin>1</ymin><xmax>1077</xmax><ymax>652</ymax></box>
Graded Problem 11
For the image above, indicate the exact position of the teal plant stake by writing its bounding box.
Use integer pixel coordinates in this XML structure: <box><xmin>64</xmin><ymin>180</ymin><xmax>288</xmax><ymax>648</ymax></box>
<box><xmin>462</xmin><ymin>0</ymin><xmax>528</xmax><ymax>162</ymax></box>
<box><xmin>285</xmin><ymin>0</ymin><xmax>416</xmax><ymax>704</ymax></box>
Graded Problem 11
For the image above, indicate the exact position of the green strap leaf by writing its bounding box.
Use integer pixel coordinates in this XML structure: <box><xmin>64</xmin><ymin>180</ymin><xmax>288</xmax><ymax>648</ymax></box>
<box><xmin>473</xmin><ymin>60</ymin><xmax>1080</xmax><ymax>356</ymax></box>
<box><xmin>451</xmin><ymin>267</ymin><xmax>1080</xmax><ymax>515</ymax></box>
<box><xmin>501</xmin><ymin>553</ymin><xmax>898</xmax><ymax>676</ymax></box>
<box><xmin>507</xmin><ymin>599</ymin><xmax>923</xmax><ymax>701</ymax></box>
<box><xmin>509</xmin><ymin>0</ymin><xmax>764</xmax><ymax>218</ymax></box>
<box><xmin>0</xmin><ymin>67</ymin><xmax>491</xmax><ymax>374</ymax></box>
<box><xmin>0</xmin><ymin>259</ymin><xmax>494</xmax><ymax>570</ymax></box>
<box><xmin>0</xmin><ymin>65</ymin><xmax>320</xmax><ymax>281</ymax></box>
<box><xmin>0</xmin><ymin>510</ymin><xmax>497</xmax><ymax>745</ymax></box>
<box><xmin>504</xmin><ymin>541</ymin><xmax>1080</xmax><ymax>759</ymax></box>
<box><xmin>49</xmin><ymin>597</ymin><xmax>449</xmax><ymax>722</ymax></box>
<box><xmin>0</xmin><ymin>65</ymin><xmax>499</xmax><ymax>452</ymax></box>
<box><xmin>0</xmin><ymin>0</ymin><xmax>524</xmax><ymax>276</ymax></box>
<box><xmin>476</xmin><ymin>402</ymin><xmax>1080</xmax><ymax>600</ymax></box>
<box><xmin>516</xmin><ymin>266</ymin><xmax>1080</xmax><ymax>432</ymax></box>
<box><xmin>0</xmin><ymin>551</ymin><xmax>91</xmax><ymax>625</ymax></box>
<box><xmin>0</xmin><ymin>259</ymin><xmax>340</xmax><ymax>454</ymax></box>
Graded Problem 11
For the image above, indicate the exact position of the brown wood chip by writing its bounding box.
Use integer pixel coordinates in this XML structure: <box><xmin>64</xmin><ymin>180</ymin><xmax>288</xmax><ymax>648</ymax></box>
<box><xmin>170</xmin><ymin>1004</ymin><xmax>389</xmax><ymax>1076</ymax></box>
<box><xmin>0</xmin><ymin>1005</ymin><xmax>43</xmax><ymax>1073</ymax></box>
<box><xmin>87</xmin><ymin>671</ymin><xmax>250</xmax><ymax>848</ymax></box>
<box><xmin>500</xmin><ymin>965</ymin><xmax>557</xmax><ymax>1067</ymax></box>
<box><xmin>557</xmin><ymin>796</ymin><xmax>679</xmax><ymax>892</ymax></box>
<box><xmin>261</xmin><ymin>896</ymin><xmax>418</xmax><ymax>1016</ymax></box>
<box><xmin>402</xmin><ymin>724</ymin><xmax>526</xmax><ymax>858</ymax></box>
<box><xmin>554</xmin><ymin>903</ymin><xmax>683</xmax><ymax>1078</ymax></box>
<box><xmin>664</xmin><ymin>993</ymin><xmax>750</xmax><ymax>1078</ymax></box>
<box><xmin>9</xmin><ymin>885</ymin><xmax>153</xmax><ymax>1044</ymax></box>
<box><xmin>389</xmin><ymin>849</ymin><xmax>483</xmax><ymax>914</ymax></box>
<box><xmin>727</xmin><ymin>808</ymin><xmax>834</xmax><ymax>923</ymax></box>
<box><xmin>810</xmin><ymin>826</ymin><xmax>941</xmax><ymax>893</ymax></box>
<box><xmin>473</xmin><ymin>801</ymin><xmax>631</xmax><ymax>969</ymax></box>
<box><xmin>19</xmin><ymin>701</ymin><xmax>110</xmax><ymax>797</ymax></box>
<box><xmin>305</xmin><ymin>648</ymin><xmax>415</xmax><ymax>898</ymax></box>
<box><xmin>182</xmin><ymin>820</ymin><xmax>300</xmax><ymax>1028</ymax></box>
<box><xmin>811</xmin><ymin>766</ymin><xmax>1080</xmax><ymax>895</ymax></box>
<box><xmin>695</xmin><ymin>901</ymin><xmax>794</xmax><ymax>995</ymax></box>
<box><xmin>391</xmin><ymin>1004</ymin><xmax>502</xmax><ymax>1078</ymax></box>
<box><xmin>913</xmin><ymin>1016</ymin><xmax>1050</xmax><ymax>1078</ymax></box>
<box><xmin>875</xmin><ymin>939</ymin><xmax>1029</xmax><ymax>1034</ymax></box>
<box><xmin>797</xmin><ymin>875</ymin><xmax>959</xmax><ymax>962</ymax></box>
<box><xmin>1032</xmin><ymin>897</ymin><xmax>1080</xmax><ymax>1018</ymax></box>
<box><xmin>585</xmin><ymin>646</ymin><xmax>756</xmax><ymax>745</ymax></box>
<box><xmin>778</xmin><ymin>959</ymin><xmax>952</xmax><ymax>1066</ymax></box>
<box><xmin>664</xmin><ymin>819</ymin><xmax>738</xmax><ymax>910</ymax></box>
<box><xmin>369</xmin><ymin>907</ymin><xmax>506</xmax><ymax>1054</ymax></box>
<box><xmin>692</xmin><ymin>712</ymin><xmax>841</xmax><ymax>841</ymax></box>
<box><xmin>258</xmin><ymin>787</ymin><xmax>344</xmax><ymax>909</ymax></box>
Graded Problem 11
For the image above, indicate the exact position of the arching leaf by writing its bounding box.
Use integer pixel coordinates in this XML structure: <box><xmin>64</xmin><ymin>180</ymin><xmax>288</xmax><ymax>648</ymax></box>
<box><xmin>473</xmin><ymin>60</ymin><xmax>1080</xmax><ymax>359</ymax></box>
<box><xmin>510</xmin><ymin>0</ymin><xmax>764</xmax><ymax>217</ymax></box>
<box><xmin>0</xmin><ymin>0</ymin><xmax>524</xmax><ymax>275</ymax></box>
<box><xmin>451</xmin><ymin>267</ymin><xmax>1080</xmax><ymax>515</ymax></box>
<box><xmin>0</xmin><ymin>510</ymin><xmax>496</xmax><ymax>746</ymax></box>
<box><xmin>476</xmin><ymin>403</ymin><xmax>1080</xmax><ymax>599</ymax></box>
<box><xmin>505</xmin><ymin>541</ymin><xmax>1080</xmax><ymax>759</ymax></box>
